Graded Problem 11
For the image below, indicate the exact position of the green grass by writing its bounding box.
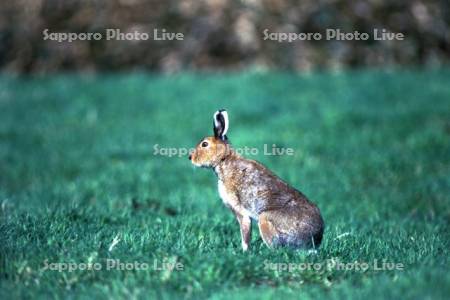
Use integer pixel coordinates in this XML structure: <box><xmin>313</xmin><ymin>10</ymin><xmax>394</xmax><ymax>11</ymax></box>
<box><xmin>0</xmin><ymin>69</ymin><xmax>449</xmax><ymax>299</ymax></box>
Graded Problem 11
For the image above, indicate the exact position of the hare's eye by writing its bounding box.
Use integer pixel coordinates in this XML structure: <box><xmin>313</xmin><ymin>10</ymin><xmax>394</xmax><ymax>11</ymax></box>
<box><xmin>201</xmin><ymin>141</ymin><xmax>209</xmax><ymax>147</ymax></box>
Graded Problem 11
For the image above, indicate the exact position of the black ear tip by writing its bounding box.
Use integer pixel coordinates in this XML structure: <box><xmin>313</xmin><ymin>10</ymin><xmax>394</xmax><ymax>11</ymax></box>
<box><xmin>218</xmin><ymin>108</ymin><xmax>226</xmax><ymax>113</ymax></box>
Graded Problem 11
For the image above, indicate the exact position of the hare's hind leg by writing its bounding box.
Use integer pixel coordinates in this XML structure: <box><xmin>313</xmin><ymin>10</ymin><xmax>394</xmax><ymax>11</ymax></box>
<box><xmin>258</xmin><ymin>209</ymin><xmax>323</xmax><ymax>249</ymax></box>
<box><xmin>258</xmin><ymin>212</ymin><xmax>281</xmax><ymax>248</ymax></box>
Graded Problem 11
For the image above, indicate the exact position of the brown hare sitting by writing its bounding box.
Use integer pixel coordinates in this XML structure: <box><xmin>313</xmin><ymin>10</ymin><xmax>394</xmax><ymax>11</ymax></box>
<box><xmin>189</xmin><ymin>109</ymin><xmax>324</xmax><ymax>251</ymax></box>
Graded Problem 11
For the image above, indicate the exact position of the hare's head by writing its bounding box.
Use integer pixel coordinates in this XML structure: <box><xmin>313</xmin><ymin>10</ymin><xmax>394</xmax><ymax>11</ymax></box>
<box><xmin>189</xmin><ymin>110</ymin><xmax>231</xmax><ymax>168</ymax></box>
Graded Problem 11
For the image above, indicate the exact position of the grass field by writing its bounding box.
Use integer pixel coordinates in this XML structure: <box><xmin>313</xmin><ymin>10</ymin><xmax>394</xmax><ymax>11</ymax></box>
<box><xmin>0</xmin><ymin>69</ymin><xmax>449</xmax><ymax>299</ymax></box>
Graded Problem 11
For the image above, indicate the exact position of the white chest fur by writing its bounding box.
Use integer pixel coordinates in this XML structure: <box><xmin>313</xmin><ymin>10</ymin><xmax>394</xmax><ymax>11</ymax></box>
<box><xmin>218</xmin><ymin>180</ymin><xmax>232</xmax><ymax>206</ymax></box>
<box><xmin>217</xmin><ymin>180</ymin><xmax>258</xmax><ymax>220</ymax></box>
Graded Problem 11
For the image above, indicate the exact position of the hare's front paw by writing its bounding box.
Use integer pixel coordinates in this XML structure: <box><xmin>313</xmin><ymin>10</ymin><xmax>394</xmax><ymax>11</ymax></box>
<box><xmin>242</xmin><ymin>241</ymin><xmax>249</xmax><ymax>252</ymax></box>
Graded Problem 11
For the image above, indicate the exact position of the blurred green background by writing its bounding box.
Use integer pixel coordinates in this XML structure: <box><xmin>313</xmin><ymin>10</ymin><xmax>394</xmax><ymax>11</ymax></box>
<box><xmin>1</xmin><ymin>1</ymin><xmax>450</xmax><ymax>299</ymax></box>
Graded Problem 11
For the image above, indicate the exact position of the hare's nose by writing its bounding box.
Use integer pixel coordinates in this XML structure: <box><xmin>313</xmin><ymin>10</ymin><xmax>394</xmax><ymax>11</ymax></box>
<box><xmin>188</xmin><ymin>154</ymin><xmax>192</xmax><ymax>160</ymax></box>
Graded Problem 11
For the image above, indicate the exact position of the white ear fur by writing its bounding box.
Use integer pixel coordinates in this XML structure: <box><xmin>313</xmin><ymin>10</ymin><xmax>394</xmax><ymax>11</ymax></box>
<box><xmin>213</xmin><ymin>109</ymin><xmax>229</xmax><ymax>139</ymax></box>
<box><xmin>220</xmin><ymin>110</ymin><xmax>228</xmax><ymax>137</ymax></box>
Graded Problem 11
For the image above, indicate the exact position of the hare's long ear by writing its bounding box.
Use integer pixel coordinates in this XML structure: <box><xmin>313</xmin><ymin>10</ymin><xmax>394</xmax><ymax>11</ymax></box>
<box><xmin>213</xmin><ymin>109</ymin><xmax>229</xmax><ymax>141</ymax></box>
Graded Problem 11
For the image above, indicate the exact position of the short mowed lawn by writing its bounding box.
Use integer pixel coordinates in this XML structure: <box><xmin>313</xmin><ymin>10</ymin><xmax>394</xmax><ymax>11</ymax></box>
<box><xmin>0</xmin><ymin>70</ymin><xmax>449</xmax><ymax>299</ymax></box>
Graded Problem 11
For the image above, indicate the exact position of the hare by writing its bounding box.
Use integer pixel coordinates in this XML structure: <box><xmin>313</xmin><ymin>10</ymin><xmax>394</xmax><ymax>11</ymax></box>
<box><xmin>189</xmin><ymin>109</ymin><xmax>324</xmax><ymax>251</ymax></box>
